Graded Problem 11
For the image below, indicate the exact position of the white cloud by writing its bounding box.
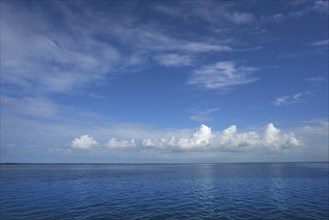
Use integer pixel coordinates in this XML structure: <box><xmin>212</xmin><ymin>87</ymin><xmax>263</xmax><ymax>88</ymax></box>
<box><xmin>181</xmin><ymin>42</ymin><xmax>232</xmax><ymax>52</ymax></box>
<box><xmin>288</xmin><ymin>0</ymin><xmax>329</xmax><ymax>18</ymax></box>
<box><xmin>154</xmin><ymin>54</ymin><xmax>192</xmax><ymax>67</ymax></box>
<box><xmin>294</xmin><ymin>119</ymin><xmax>328</xmax><ymax>157</ymax></box>
<box><xmin>229</xmin><ymin>12</ymin><xmax>255</xmax><ymax>24</ymax></box>
<box><xmin>189</xmin><ymin>108</ymin><xmax>219</xmax><ymax>122</ymax></box>
<box><xmin>312</xmin><ymin>1</ymin><xmax>329</xmax><ymax>14</ymax></box>
<box><xmin>143</xmin><ymin>137</ymin><xmax>177</xmax><ymax>149</ymax></box>
<box><xmin>143</xmin><ymin>124</ymin><xmax>212</xmax><ymax>149</ymax></box>
<box><xmin>298</xmin><ymin>118</ymin><xmax>328</xmax><ymax>136</ymax></box>
<box><xmin>1</xmin><ymin>2</ymin><xmax>120</xmax><ymax>94</ymax></box>
<box><xmin>272</xmin><ymin>13</ymin><xmax>284</xmax><ymax>22</ymax></box>
<box><xmin>105</xmin><ymin>138</ymin><xmax>136</xmax><ymax>148</ymax></box>
<box><xmin>1</xmin><ymin>1</ymin><xmax>237</xmax><ymax>98</ymax></box>
<box><xmin>154</xmin><ymin>2</ymin><xmax>256</xmax><ymax>25</ymax></box>
<box><xmin>311</xmin><ymin>39</ymin><xmax>329</xmax><ymax>46</ymax></box>
<box><xmin>215</xmin><ymin>123</ymin><xmax>302</xmax><ymax>151</ymax></box>
<box><xmin>306</xmin><ymin>76</ymin><xmax>327</xmax><ymax>83</ymax></box>
<box><xmin>142</xmin><ymin>123</ymin><xmax>302</xmax><ymax>151</ymax></box>
<box><xmin>261</xmin><ymin>1</ymin><xmax>328</xmax><ymax>24</ymax></box>
<box><xmin>107</xmin><ymin>23</ymin><xmax>232</xmax><ymax>54</ymax></box>
<box><xmin>71</xmin><ymin>135</ymin><xmax>98</xmax><ymax>149</ymax></box>
<box><xmin>273</xmin><ymin>92</ymin><xmax>304</xmax><ymax>106</ymax></box>
<box><xmin>177</xmin><ymin>124</ymin><xmax>213</xmax><ymax>149</ymax></box>
<box><xmin>187</xmin><ymin>61</ymin><xmax>259</xmax><ymax>90</ymax></box>
<box><xmin>1</xmin><ymin>96</ymin><xmax>57</xmax><ymax>118</ymax></box>
<box><xmin>263</xmin><ymin>123</ymin><xmax>279</xmax><ymax>145</ymax></box>
<box><xmin>133</xmin><ymin>29</ymin><xmax>232</xmax><ymax>53</ymax></box>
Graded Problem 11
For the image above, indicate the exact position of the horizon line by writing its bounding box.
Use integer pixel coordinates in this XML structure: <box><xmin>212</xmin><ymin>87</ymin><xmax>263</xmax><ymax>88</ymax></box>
<box><xmin>1</xmin><ymin>161</ymin><xmax>328</xmax><ymax>165</ymax></box>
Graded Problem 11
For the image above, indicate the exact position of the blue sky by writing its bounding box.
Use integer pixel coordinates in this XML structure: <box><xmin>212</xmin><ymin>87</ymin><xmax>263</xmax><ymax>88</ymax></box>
<box><xmin>1</xmin><ymin>0</ymin><xmax>328</xmax><ymax>163</ymax></box>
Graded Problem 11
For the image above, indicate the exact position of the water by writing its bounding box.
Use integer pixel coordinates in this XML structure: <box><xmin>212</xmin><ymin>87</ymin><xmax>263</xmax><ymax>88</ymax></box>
<box><xmin>1</xmin><ymin>163</ymin><xmax>328</xmax><ymax>219</ymax></box>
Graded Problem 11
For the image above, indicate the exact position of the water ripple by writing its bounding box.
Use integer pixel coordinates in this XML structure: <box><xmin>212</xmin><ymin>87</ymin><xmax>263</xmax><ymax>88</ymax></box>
<box><xmin>1</xmin><ymin>163</ymin><xmax>328</xmax><ymax>219</ymax></box>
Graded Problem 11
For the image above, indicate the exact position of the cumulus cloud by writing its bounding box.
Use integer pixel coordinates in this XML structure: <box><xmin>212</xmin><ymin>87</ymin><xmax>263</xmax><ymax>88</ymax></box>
<box><xmin>105</xmin><ymin>138</ymin><xmax>136</xmax><ymax>148</ymax></box>
<box><xmin>69</xmin><ymin>124</ymin><xmax>302</xmax><ymax>152</ymax></box>
<box><xmin>273</xmin><ymin>92</ymin><xmax>305</xmax><ymax>106</ymax></box>
<box><xmin>141</xmin><ymin>123</ymin><xmax>302</xmax><ymax>151</ymax></box>
<box><xmin>143</xmin><ymin>137</ymin><xmax>177</xmax><ymax>149</ymax></box>
<box><xmin>71</xmin><ymin>135</ymin><xmax>98</xmax><ymax>149</ymax></box>
<box><xmin>187</xmin><ymin>61</ymin><xmax>259</xmax><ymax>90</ymax></box>
<box><xmin>178</xmin><ymin>124</ymin><xmax>212</xmax><ymax>148</ymax></box>
<box><xmin>142</xmin><ymin>124</ymin><xmax>212</xmax><ymax>149</ymax></box>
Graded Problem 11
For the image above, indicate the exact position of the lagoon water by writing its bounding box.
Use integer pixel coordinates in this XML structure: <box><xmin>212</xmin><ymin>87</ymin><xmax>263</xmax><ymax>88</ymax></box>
<box><xmin>1</xmin><ymin>163</ymin><xmax>328</xmax><ymax>219</ymax></box>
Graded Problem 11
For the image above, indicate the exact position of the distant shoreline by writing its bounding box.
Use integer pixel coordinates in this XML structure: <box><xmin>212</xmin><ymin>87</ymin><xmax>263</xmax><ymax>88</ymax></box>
<box><xmin>1</xmin><ymin>162</ymin><xmax>328</xmax><ymax>165</ymax></box>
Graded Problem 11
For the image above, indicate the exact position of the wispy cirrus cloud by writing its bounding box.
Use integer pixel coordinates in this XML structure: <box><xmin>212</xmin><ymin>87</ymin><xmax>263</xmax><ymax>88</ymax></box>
<box><xmin>1</xmin><ymin>2</ymin><xmax>120</xmax><ymax>94</ymax></box>
<box><xmin>187</xmin><ymin>61</ymin><xmax>259</xmax><ymax>91</ymax></box>
<box><xmin>154</xmin><ymin>54</ymin><xmax>192</xmax><ymax>67</ymax></box>
<box><xmin>288</xmin><ymin>0</ymin><xmax>328</xmax><ymax>18</ymax></box>
<box><xmin>310</xmin><ymin>39</ymin><xmax>329</xmax><ymax>46</ymax></box>
<box><xmin>261</xmin><ymin>1</ymin><xmax>328</xmax><ymax>24</ymax></box>
<box><xmin>189</xmin><ymin>108</ymin><xmax>219</xmax><ymax>122</ymax></box>
<box><xmin>306</xmin><ymin>76</ymin><xmax>327</xmax><ymax>83</ymax></box>
<box><xmin>154</xmin><ymin>1</ymin><xmax>256</xmax><ymax>25</ymax></box>
<box><xmin>311</xmin><ymin>0</ymin><xmax>329</xmax><ymax>14</ymax></box>
<box><xmin>273</xmin><ymin>92</ymin><xmax>308</xmax><ymax>106</ymax></box>
<box><xmin>1</xmin><ymin>96</ymin><xmax>57</xmax><ymax>118</ymax></box>
<box><xmin>1</xmin><ymin>0</ymin><xmax>236</xmax><ymax>97</ymax></box>
<box><xmin>116</xmin><ymin>27</ymin><xmax>232</xmax><ymax>53</ymax></box>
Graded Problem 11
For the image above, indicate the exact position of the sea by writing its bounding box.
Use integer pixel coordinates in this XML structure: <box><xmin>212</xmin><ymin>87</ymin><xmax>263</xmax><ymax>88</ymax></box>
<box><xmin>0</xmin><ymin>163</ymin><xmax>328</xmax><ymax>219</ymax></box>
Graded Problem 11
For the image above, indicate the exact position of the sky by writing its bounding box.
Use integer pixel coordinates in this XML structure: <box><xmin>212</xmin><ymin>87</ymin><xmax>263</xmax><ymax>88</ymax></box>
<box><xmin>1</xmin><ymin>0</ymin><xmax>328</xmax><ymax>163</ymax></box>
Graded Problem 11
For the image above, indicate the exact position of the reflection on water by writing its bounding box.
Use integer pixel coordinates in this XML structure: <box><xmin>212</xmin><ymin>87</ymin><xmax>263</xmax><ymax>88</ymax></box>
<box><xmin>1</xmin><ymin>163</ymin><xmax>328</xmax><ymax>219</ymax></box>
<box><xmin>270</xmin><ymin>177</ymin><xmax>288</xmax><ymax>212</ymax></box>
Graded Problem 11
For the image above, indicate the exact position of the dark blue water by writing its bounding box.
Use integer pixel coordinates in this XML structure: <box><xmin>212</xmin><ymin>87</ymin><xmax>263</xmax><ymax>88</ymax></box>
<box><xmin>1</xmin><ymin>163</ymin><xmax>328</xmax><ymax>219</ymax></box>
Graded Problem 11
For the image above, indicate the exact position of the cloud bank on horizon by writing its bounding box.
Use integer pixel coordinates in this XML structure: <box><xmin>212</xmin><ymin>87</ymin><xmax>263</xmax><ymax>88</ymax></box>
<box><xmin>1</xmin><ymin>0</ymin><xmax>328</xmax><ymax>162</ymax></box>
<box><xmin>72</xmin><ymin>123</ymin><xmax>302</xmax><ymax>151</ymax></box>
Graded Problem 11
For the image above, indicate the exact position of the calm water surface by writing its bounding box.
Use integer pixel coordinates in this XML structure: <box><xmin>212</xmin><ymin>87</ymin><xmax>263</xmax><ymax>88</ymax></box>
<box><xmin>1</xmin><ymin>163</ymin><xmax>328</xmax><ymax>219</ymax></box>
